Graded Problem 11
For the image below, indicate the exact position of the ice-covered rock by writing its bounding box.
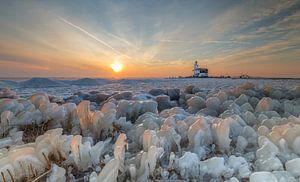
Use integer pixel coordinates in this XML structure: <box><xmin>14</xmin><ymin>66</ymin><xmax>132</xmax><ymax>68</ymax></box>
<box><xmin>272</xmin><ymin>171</ymin><xmax>296</xmax><ymax>182</ymax></box>
<box><xmin>202</xmin><ymin>157</ymin><xmax>227</xmax><ymax>178</ymax></box>
<box><xmin>142</xmin><ymin>130</ymin><xmax>159</xmax><ymax>152</ymax></box>
<box><xmin>47</xmin><ymin>164</ymin><xmax>66</xmax><ymax>182</ymax></box>
<box><xmin>0</xmin><ymin>87</ymin><xmax>18</xmax><ymax>99</ymax></box>
<box><xmin>187</xmin><ymin>96</ymin><xmax>206</xmax><ymax>113</ymax></box>
<box><xmin>256</xmin><ymin>97</ymin><xmax>275</xmax><ymax>112</ymax></box>
<box><xmin>178</xmin><ymin>152</ymin><xmax>199</xmax><ymax>179</ymax></box>
<box><xmin>116</xmin><ymin>99</ymin><xmax>158</xmax><ymax>121</ymax></box>
<box><xmin>137</xmin><ymin>146</ymin><xmax>164</xmax><ymax>181</ymax></box>
<box><xmin>285</xmin><ymin>158</ymin><xmax>300</xmax><ymax>178</ymax></box>
<box><xmin>255</xmin><ymin>136</ymin><xmax>283</xmax><ymax>171</ymax></box>
<box><xmin>156</xmin><ymin>95</ymin><xmax>172</xmax><ymax>112</ymax></box>
<box><xmin>212</xmin><ymin>118</ymin><xmax>231</xmax><ymax>152</ymax></box>
<box><xmin>149</xmin><ymin>88</ymin><xmax>166</xmax><ymax>96</ymax></box>
<box><xmin>228</xmin><ymin>155</ymin><xmax>251</xmax><ymax>178</ymax></box>
<box><xmin>188</xmin><ymin>117</ymin><xmax>212</xmax><ymax>156</ymax></box>
<box><xmin>235</xmin><ymin>94</ymin><xmax>248</xmax><ymax>106</ymax></box>
<box><xmin>206</xmin><ymin>96</ymin><xmax>221</xmax><ymax>111</ymax></box>
<box><xmin>250</xmin><ymin>172</ymin><xmax>278</xmax><ymax>182</ymax></box>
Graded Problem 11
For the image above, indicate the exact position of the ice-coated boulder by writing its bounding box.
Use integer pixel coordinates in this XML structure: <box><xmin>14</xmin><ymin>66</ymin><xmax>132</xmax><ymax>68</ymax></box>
<box><xmin>87</xmin><ymin>93</ymin><xmax>110</xmax><ymax>103</ymax></box>
<box><xmin>178</xmin><ymin>152</ymin><xmax>199</xmax><ymax>179</ymax></box>
<box><xmin>272</xmin><ymin>171</ymin><xmax>296</xmax><ymax>182</ymax></box>
<box><xmin>256</xmin><ymin>97</ymin><xmax>274</xmax><ymax>112</ymax></box>
<box><xmin>225</xmin><ymin>177</ymin><xmax>239</xmax><ymax>182</ymax></box>
<box><xmin>149</xmin><ymin>88</ymin><xmax>166</xmax><ymax>96</ymax></box>
<box><xmin>46</xmin><ymin>164</ymin><xmax>66</xmax><ymax>182</ymax></box>
<box><xmin>93</xmin><ymin>158</ymin><xmax>119</xmax><ymax>182</ymax></box>
<box><xmin>166</xmin><ymin>88</ymin><xmax>180</xmax><ymax>100</ymax></box>
<box><xmin>202</xmin><ymin>157</ymin><xmax>227</xmax><ymax>178</ymax></box>
<box><xmin>228</xmin><ymin>155</ymin><xmax>251</xmax><ymax>178</ymax></box>
<box><xmin>235</xmin><ymin>94</ymin><xmax>248</xmax><ymax>106</ymax></box>
<box><xmin>0</xmin><ymin>145</ymin><xmax>46</xmax><ymax>181</ymax></box>
<box><xmin>241</xmin><ymin>102</ymin><xmax>254</xmax><ymax>112</ymax></box>
<box><xmin>257</xmin><ymin>125</ymin><xmax>270</xmax><ymax>136</ymax></box>
<box><xmin>290</xmin><ymin>85</ymin><xmax>300</xmax><ymax>98</ymax></box>
<box><xmin>242</xmin><ymin>111</ymin><xmax>257</xmax><ymax>126</ymax></box>
<box><xmin>269</xmin><ymin>89</ymin><xmax>284</xmax><ymax>99</ymax></box>
<box><xmin>77</xmin><ymin>100</ymin><xmax>91</xmax><ymax>131</ymax></box>
<box><xmin>249</xmin><ymin>97</ymin><xmax>260</xmax><ymax>109</ymax></box>
<box><xmin>116</xmin><ymin>99</ymin><xmax>158</xmax><ymax>121</ymax></box>
<box><xmin>212</xmin><ymin>118</ymin><xmax>231</xmax><ymax>152</ymax></box>
<box><xmin>184</xmin><ymin>85</ymin><xmax>195</xmax><ymax>94</ymax></box>
<box><xmin>0</xmin><ymin>87</ymin><xmax>18</xmax><ymax>99</ymax></box>
<box><xmin>142</xmin><ymin>130</ymin><xmax>159</xmax><ymax>152</ymax></box>
<box><xmin>236</xmin><ymin>136</ymin><xmax>248</xmax><ymax>153</ymax></box>
<box><xmin>112</xmin><ymin>91</ymin><xmax>133</xmax><ymax>100</ymax></box>
<box><xmin>285</xmin><ymin>158</ymin><xmax>300</xmax><ymax>178</ymax></box>
<box><xmin>206</xmin><ymin>96</ymin><xmax>221</xmax><ymax>111</ymax></box>
<box><xmin>250</xmin><ymin>172</ymin><xmax>278</xmax><ymax>182</ymax></box>
<box><xmin>137</xmin><ymin>146</ymin><xmax>164</xmax><ymax>181</ymax></box>
<box><xmin>255</xmin><ymin>136</ymin><xmax>283</xmax><ymax>171</ymax></box>
<box><xmin>29</xmin><ymin>93</ymin><xmax>50</xmax><ymax>109</ymax></box>
<box><xmin>217</xmin><ymin>91</ymin><xmax>228</xmax><ymax>103</ymax></box>
<box><xmin>156</xmin><ymin>95</ymin><xmax>172</xmax><ymax>112</ymax></box>
<box><xmin>187</xmin><ymin>96</ymin><xmax>206</xmax><ymax>113</ymax></box>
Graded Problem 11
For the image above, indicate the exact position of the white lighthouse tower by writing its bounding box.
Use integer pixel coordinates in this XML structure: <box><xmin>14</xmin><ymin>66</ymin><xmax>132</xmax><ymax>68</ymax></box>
<box><xmin>193</xmin><ymin>61</ymin><xmax>208</xmax><ymax>78</ymax></box>
<box><xmin>193</xmin><ymin>61</ymin><xmax>199</xmax><ymax>77</ymax></box>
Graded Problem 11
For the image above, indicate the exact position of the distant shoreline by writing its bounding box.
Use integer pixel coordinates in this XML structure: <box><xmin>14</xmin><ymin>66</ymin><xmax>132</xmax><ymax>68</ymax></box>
<box><xmin>167</xmin><ymin>76</ymin><xmax>300</xmax><ymax>80</ymax></box>
<box><xmin>0</xmin><ymin>76</ymin><xmax>300</xmax><ymax>81</ymax></box>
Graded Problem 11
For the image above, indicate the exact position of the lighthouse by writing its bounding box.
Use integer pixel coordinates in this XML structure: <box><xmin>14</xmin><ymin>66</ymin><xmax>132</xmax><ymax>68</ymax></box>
<box><xmin>193</xmin><ymin>61</ymin><xmax>208</xmax><ymax>78</ymax></box>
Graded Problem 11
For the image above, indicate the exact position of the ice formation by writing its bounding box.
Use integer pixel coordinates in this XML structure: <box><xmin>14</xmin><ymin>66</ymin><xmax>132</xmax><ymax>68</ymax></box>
<box><xmin>0</xmin><ymin>80</ymin><xmax>300</xmax><ymax>181</ymax></box>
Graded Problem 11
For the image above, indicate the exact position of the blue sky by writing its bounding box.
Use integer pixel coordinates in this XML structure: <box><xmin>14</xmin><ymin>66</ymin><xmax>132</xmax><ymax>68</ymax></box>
<box><xmin>0</xmin><ymin>0</ymin><xmax>299</xmax><ymax>78</ymax></box>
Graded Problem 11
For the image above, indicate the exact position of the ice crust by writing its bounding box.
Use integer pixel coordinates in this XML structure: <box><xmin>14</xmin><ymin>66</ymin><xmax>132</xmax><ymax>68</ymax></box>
<box><xmin>0</xmin><ymin>80</ymin><xmax>300</xmax><ymax>181</ymax></box>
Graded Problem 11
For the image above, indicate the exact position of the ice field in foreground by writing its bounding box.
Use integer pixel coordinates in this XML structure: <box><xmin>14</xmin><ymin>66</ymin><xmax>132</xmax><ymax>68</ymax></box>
<box><xmin>0</xmin><ymin>78</ymin><xmax>300</xmax><ymax>182</ymax></box>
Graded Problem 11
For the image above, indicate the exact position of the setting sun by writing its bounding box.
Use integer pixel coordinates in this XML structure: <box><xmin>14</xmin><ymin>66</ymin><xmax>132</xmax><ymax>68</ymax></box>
<box><xmin>111</xmin><ymin>62</ymin><xmax>123</xmax><ymax>73</ymax></box>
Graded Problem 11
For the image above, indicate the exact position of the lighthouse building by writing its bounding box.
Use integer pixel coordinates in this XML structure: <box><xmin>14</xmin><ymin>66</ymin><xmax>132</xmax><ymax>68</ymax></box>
<box><xmin>193</xmin><ymin>61</ymin><xmax>208</xmax><ymax>78</ymax></box>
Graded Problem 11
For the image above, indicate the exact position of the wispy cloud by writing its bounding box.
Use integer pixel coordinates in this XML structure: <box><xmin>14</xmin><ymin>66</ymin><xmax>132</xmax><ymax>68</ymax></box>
<box><xmin>155</xmin><ymin>39</ymin><xmax>250</xmax><ymax>45</ymax></box>
<box><xmin>58</xmin><ymin>16</ymin><xmax>131</xmax><ymax>59</ymax></box>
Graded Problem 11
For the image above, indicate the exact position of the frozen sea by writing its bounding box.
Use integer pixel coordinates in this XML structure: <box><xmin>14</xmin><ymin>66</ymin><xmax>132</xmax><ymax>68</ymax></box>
<box><xmin>11</xmin><ymin>78</ymin><xmax>300</xmax><ymax>98</ymax></box>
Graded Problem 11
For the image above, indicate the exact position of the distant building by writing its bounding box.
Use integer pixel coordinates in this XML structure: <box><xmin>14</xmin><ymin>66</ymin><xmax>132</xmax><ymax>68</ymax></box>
<box><xmin>193</xmin><ymin>61</ymin><xmax>208</xmax><ymax>78</ymax></box>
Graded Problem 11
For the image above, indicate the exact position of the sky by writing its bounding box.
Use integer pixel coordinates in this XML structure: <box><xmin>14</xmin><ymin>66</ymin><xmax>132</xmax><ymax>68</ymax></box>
<box><xmin>0</xmin><ymin>0</ymin><xmax>300</xmax><ymax>78</ymax></box>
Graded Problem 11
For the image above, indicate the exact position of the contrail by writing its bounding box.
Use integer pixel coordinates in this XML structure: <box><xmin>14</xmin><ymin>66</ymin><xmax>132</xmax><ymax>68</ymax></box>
<box><xmin>58</xmin><ymin>17</ymin><xmax>131</xmax><ymax>59</ymax></box>
<box><xmin>107</xmin><ymin>33</ymin><xmax>140</xmax><ymax>50</ymax></box>
<box><xmin>156</xmin><ymin>39</ymin><xmax>250</xmax><ymax>45</ymax></box>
